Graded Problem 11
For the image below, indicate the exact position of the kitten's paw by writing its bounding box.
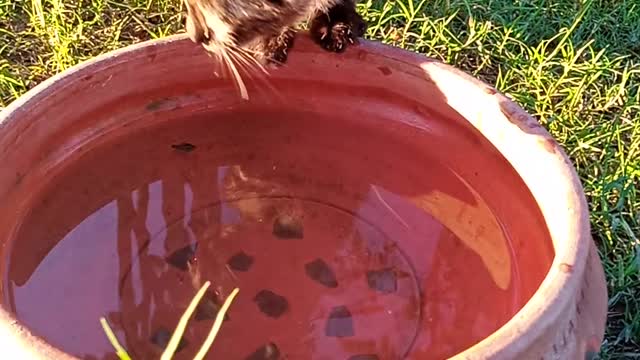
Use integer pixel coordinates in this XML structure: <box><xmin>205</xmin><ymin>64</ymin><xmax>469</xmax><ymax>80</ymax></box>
<box><xmin>310</xmin><ymin>4</ymin><xmax>366</xmax><ymax>53</ymax></box>
<box><xmin>264</xmin><ymin>28</ymin><xmax>297</xmax><ymax>65</ymax></box>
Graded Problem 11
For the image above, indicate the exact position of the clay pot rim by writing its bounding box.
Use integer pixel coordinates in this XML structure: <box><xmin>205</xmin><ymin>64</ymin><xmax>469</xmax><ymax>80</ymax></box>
<box><xmin>0</xmin><ymin>33</ymin><xmax>590</xmax><ymax>359</ymax></box>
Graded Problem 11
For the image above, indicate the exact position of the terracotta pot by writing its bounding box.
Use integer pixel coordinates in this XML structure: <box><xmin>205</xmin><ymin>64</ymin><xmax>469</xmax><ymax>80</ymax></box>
<box><xmin>0</xmin><ymin>34</ymin><xmax>607</xmax><ymax>359</ymax></box>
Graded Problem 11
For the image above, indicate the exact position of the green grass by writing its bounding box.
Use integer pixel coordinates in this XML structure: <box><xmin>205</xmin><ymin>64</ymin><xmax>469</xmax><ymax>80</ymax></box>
<box><xmin>1</xmin><ymin>0</ymin><xmax>639</xmax><ymax>358</ymax></box>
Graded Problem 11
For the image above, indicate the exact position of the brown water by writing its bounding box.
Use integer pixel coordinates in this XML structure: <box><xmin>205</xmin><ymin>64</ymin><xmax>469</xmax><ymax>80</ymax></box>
<box><xmin>3</xmin><ymin>109</ymin><xmax>553</xmax><ymax>359</ymax></box>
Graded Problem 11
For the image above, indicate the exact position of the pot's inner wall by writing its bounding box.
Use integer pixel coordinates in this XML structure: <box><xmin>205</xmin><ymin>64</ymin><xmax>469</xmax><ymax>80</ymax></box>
<box><xmin>0</xmin><ymin>48</ymin><xmax>554</xmax><ymax>359</ymax></box>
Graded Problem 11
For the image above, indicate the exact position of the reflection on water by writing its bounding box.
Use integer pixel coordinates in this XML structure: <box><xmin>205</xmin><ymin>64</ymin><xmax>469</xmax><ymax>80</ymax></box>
<box><xmin>4</xmin><ymin>111</ymin><xmax>540</xmax><ymax>359</ymax></box>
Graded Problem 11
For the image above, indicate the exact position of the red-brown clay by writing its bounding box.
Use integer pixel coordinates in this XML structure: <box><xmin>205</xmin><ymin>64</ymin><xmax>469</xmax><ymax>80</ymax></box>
<box><xmin>0</xmin><ymin>34</ymin><xmax>607</xmax><ymax>359</ymax></box>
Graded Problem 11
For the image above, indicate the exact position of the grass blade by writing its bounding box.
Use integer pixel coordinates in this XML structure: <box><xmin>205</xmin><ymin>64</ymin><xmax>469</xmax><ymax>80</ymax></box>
<box><xmin>193</xmin><ymin>287</ymin><xmax>240</xmax><ymax>360</ymax></box>
<box><xmin>160</xmin><ymin>281</ymin><xmax>211</xmax><ymax>360</ymax></box>
<box><xmin>99</xmin><ymin>318</ymin><xmax>132</xmax><ymax>360</ymax></box>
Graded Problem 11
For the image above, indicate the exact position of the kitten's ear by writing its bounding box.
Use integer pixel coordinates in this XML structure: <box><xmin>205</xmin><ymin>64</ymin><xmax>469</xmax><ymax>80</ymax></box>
<box><xmin>184</xmin><ymin>0</ymin><xmax>209</xmax><ymax>43</ymax></box>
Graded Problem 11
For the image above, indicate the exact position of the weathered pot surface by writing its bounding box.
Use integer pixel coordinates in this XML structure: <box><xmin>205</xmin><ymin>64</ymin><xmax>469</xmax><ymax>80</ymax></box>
<box><xmin>0</xmin><ymin>34</ymin><xmax>607</xmax><ymax>359</ymax></box>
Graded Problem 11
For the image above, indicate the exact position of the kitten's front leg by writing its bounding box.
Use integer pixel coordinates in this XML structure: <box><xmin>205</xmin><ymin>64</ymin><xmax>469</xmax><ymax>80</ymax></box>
<box><xmin>255</xmin><ymin>28</ymin><xmax>297</xmax><ymax>66</ymax></box>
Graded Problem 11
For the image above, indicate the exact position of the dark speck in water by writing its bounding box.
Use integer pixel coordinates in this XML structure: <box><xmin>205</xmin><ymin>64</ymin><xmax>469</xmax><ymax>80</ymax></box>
<box><xmin>171</xmin><ymin>143</ymin><xmax>196</xmax><ymax>153</ymax></box>
<box><xmin>228</xmin><ymin>251</ymin><xmax>254</xmax><ymax>272</ymax></box>
<box><xmin>304</xmin><ymin>258</ymin><xmax>338</xmax><ymax>288</ymax></box>
<box><xmin>325</xmin><ymin>305</ymin><xmax>354</xmax><ymax>337</ymax></box>
<box><xmin>254</xmin><ymin>289</ymin><xmax>289</xmax><ymax>318</ymax></box>
<box><xmin>377</xmin><ymin>66</ymin><xmax>392</xmax><ymax>76</ymax></box>
<box><xmin>348</xmin><ymin>355</ymin><xmax>380</xmax><ymax>360</ymax></box>
<box><xmin>165</xmin><ymin>243</ymin><xmax>197</xmax><ymax>271</ymax></box>
<box><xmin>367</xmin><ymin>268</ymin><xmax>398</xmax><ymax>294</ymax></box>
<box><xmin>245</xmin><ymin>343</ymin><xmax>281</xmax><ymax>360</ymax></box>
<box><xmin>195</xmin><ymin>289</ymin><xmax>230</xmax><ymax>322</ymax></box>
<box><xmin>272</xmin><ymin>214</ymin><xmax>303</xmax><ymax>239</ymax></box>
<box><xmin>150</xmin><ymin>327</ymin><xmax>188</xmax><ymax>352</ymax></box>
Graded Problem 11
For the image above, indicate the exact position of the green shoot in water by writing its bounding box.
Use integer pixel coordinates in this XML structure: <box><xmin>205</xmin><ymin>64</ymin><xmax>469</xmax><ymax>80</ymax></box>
<box><xmin>99</xmin><ymin>317</ymin><xmax>132</xmax><ymax>360</ymax></box>
<box><xmin>100</xmin><ymin>281</ymin><xmax>239</xmax><ymax>360</ymax></box>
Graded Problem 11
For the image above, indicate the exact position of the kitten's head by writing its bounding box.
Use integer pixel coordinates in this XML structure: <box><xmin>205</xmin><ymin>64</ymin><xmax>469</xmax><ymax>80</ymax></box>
<box><xmin>184</xmin><ymin>0</ymin><xmax>314</xmax><ymax>50</ymax></box>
